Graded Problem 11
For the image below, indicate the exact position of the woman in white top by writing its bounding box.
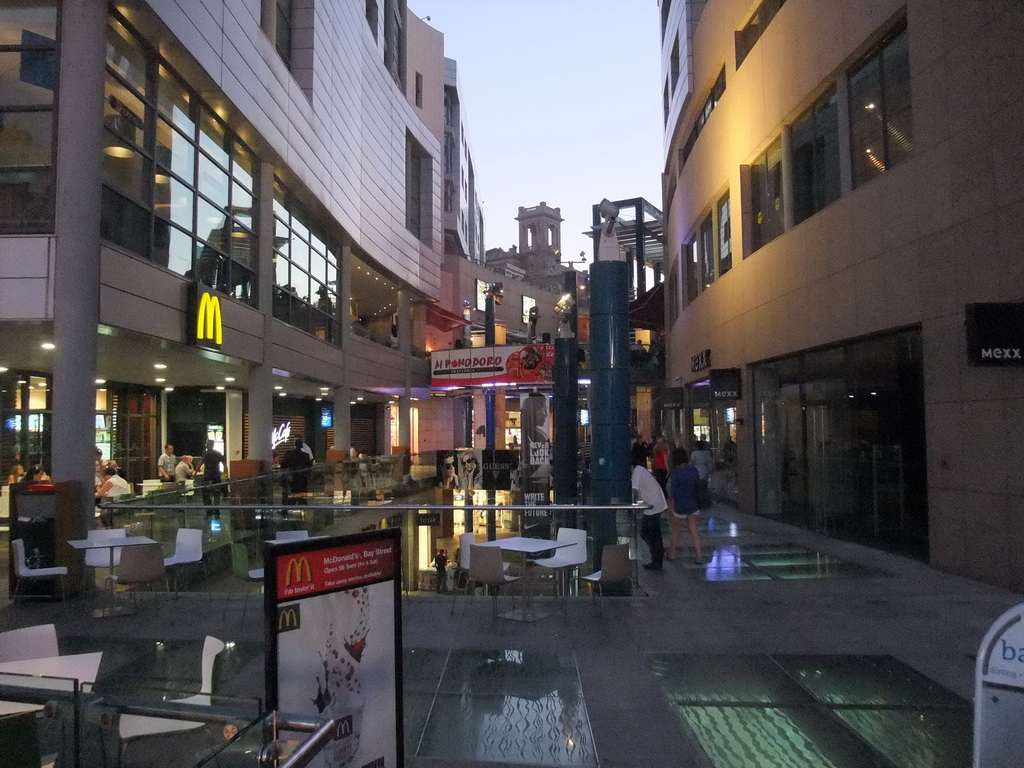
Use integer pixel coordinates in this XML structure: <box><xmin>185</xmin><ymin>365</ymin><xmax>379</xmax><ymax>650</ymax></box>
<box><xmin>96</xmin><ymin>466</ymin><xmax>131</xmax><ymax>498</ymax></box>
<box><xmin>690</xmin><ymin>440</ymin><xmax>712</xmax><ymax>481</ymax></box>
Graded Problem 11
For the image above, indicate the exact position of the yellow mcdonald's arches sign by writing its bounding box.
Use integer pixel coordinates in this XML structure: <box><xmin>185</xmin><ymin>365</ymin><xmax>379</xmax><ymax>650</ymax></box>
<box><xmin>284</xmin><ymin>556</ymin><xmax>313</xmax><ymax>587</ymax></box>
<box><xmin>197</xmin><ymin>291</ymin><xmax>223</xmax><ymax>346</ymax></box>
<box><xmin>277</xmin><ymin>604</ymin><xmax>301</xmax><ymax>632</ymax></box>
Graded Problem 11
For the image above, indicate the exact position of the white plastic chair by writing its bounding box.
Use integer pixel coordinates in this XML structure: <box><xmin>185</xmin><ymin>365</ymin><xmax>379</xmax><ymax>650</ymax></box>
<box><xmin>534</xmin><ymin>527</ymin><xmax>589</xmax><ymax>597</ymax></box>
<box><xmin>113</xmin><ymin>635</ymin><xmax>225</xmax><ymax>767</ymax></box>
<box><xmin>457</xmin><ymin>545</ymin><xmax>520</xmax><ymax>618</ymax></box>
<box><xmin>164</xmin><ymin>529</ymin><xmax>205</xmax><ymax>595</ymax></box>
<box><xmin>10</xmin><ymin>540</ymin><xmax>67</xmax><ymax>603</ymax></box>
<box><xmin>223</xmin><ymin>531</ymin><xmax>307</xmax><ymax>625</ymax></box>
<box><xmin>0</xmin><ymin>624</ymin><xmax>59</xmax><ymax>662</ymax></box>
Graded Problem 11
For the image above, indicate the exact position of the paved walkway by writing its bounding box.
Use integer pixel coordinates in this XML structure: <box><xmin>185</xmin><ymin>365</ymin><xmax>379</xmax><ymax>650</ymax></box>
<box><xmin>3</xmin><ymin>503</ymin><xmax>1020</xmax><ymax>767</ymax></box>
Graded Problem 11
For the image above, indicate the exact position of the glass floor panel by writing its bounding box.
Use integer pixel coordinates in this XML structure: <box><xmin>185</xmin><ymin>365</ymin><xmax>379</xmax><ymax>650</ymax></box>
<box><xmin>768</xmin><ymin>562</ymin><xmax>876</xmax><ymax>580</ymax></box>
<box><xmin>832</xmin><ymin>708</ymin><xmax>972</xmax><ymax>768</ymax></box>
<box><xmin>771</xmin><ymin>655</ymin><xmax>969</xmax><ymax>709</ymax></box>
<box><xmin>647</xmin><ymin>654</ymin><xmax>971</xmax><ymax>768</ymax></box>
<box><xmin>408</xmin><ymin>649</ymin><xmax>597</xmax><ymax>766</ymax></box>
<box><xmin>675</xmin><ymin>543</ymin><xmax>883</xmax><ymax>581</ymax></box>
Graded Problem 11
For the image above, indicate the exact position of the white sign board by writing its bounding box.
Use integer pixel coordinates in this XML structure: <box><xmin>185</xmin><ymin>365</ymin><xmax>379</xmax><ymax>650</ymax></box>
<box><xmin>974</xmin><ymin>602</ymin><xmax>1024</xmax><ymax>767</ymax></box>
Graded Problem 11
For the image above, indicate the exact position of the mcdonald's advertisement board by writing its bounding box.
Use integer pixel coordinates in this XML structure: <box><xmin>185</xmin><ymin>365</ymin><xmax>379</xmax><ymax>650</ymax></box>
<box><xmin>265</xmin><ymin>529</ymin><xmax>403</xmax><ymax>768</ymax></box>
<box><xmin>187</xmin><ymin>282</ymin><xmax>224</xmax><ymax>351</ymax></box>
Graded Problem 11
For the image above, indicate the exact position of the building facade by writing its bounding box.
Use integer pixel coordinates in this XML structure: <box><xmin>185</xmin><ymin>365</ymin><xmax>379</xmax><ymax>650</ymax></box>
<box><xmin>0</xmin><ymin>0</ymin><xmax>462</xmax><ymax>518</ymax></box>
<box><xmin>661</xmin><ymin>0</ymin><xmax>1024</xmax><ymax>588</ymax></box>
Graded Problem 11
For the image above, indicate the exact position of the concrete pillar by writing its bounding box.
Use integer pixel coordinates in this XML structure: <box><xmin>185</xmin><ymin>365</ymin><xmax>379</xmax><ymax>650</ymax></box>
<box><xmin>333</xmin><ymin>386</ymin><xmax>351</xmax><ymax>452</ymax></box>
<box><xmin>225</xmin><ymin>391</ymin><xmax>244</xmax><ymax>467</ymax></box>
<box><xmin>51</xmin><ymin>0</ymin><xmax>105</xmax><ymax>527</ymax></box>
<box><xmin>246</xmin><ymin>159</ymin><xmax>276</xmax><ymax>466</ymax></box>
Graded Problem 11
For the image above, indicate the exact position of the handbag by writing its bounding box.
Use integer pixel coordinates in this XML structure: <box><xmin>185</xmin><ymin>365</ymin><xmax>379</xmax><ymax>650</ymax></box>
<box><xmin>696</xmin><ymin>478</ymin><xmax>712</xmax><ymax>509</ymax></box>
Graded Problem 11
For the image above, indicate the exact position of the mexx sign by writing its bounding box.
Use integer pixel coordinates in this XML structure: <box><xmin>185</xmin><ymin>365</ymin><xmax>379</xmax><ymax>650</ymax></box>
<box><xmin>965</xmin><ymin>303</ymin><xmax>1024</xmax><ymax>367</ymax></box>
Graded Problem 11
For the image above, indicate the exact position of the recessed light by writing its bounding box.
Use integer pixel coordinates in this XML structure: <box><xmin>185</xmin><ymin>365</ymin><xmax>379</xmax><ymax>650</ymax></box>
<box><xmin>40</xmin><ymin>342</ymin><xmax>55</xmax><ymax>350</ymax></box>
<box><xmin>274</xmin><ymin>385</ymin><xmax>283</xmax><ymax>390</ymax></box>
<box><xmin>224</xmin><ymin>377</ymin><xmax>235</xmax><ymax>382</ymax></box>
<box><xmin>154</xmin><ymin>363</ymin><xmax>167</xmax><ymax>370</ymax></box>
<box><xmin>16</xmin><ymin>380</ymin><xmax>27</xmax><ymax>384</ymax></box>
<box><xmin>164</xmin><ymin>387</ymin><xmax>174</xmax><ymax>392</ymax></box>
<box><xmin>155</xmin><ymin>377</ymin><xmax>166</xmax><ymax>383</ymax></box>
<box><xmin>216</xmin><ymin>385</ymin><xmax>225</xmax><ymax>391</ymax></box>
<box><xmin>350</xmin><ymin>401</ymin><xmax>356</xmax><ymax>405</ymax></box>
<box><xmin>278</xmin><ymin>392</ymin><xmax>286</xmax><ymax>397</ymax></box>
<box><xmin>315</xmin><ymin>397</ymin><xmax>322</xmax><ymax>401</ymax></box>
<box><xmin>357</xmin><ymin>397</ymin><xmax>364</xmax><ymax>401</ymax></box>
<box><xmin>0</xmin><ymin>367</ymin><xmax>8</xmax><ymax>373</ymax></box>
<box><xmin>95</xmin><ymin>378</ymin><xmax>106</xmax><ymax>384</ymax></box>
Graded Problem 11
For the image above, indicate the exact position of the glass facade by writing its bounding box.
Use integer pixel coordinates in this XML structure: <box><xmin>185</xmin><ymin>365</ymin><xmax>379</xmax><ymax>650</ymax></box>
<box><xmin>102</xmin><ymin>14</ymin><xmax>258</xmax><ymax>306</ymax></box>
<box><xmin>0</xmin><ymin>3</ymin><xmax>57</xmax><ymax>233</ymax></box>
<box><xmin>753</xmin><ymin>329</ymin><xmax>928</xmax><ymax>558</ymax></box>
<box><xmin>749</xmin><ymin>138</ymin><xmax>784</xmax><ymax>253</ymax></box>
<box><xmin>273</xmin><ymin>181</ymin><xmax>341</xmax><ymax>343</ymax></box>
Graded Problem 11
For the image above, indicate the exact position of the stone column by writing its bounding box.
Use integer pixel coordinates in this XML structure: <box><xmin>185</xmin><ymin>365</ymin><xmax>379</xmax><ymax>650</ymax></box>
<box><xmin>246</xmin><ymin>159</ymin><xmax>276</xmax><ymax>467</ymax></box>
<box><xmin>51</xmin><ymin>0</ymin><xmax>105</xmax><ymax>527</ymax></box>
<box><xmin>333</xmin><ymin>385</ymin><xmax>351</xmax><ymax>452</ymax></box>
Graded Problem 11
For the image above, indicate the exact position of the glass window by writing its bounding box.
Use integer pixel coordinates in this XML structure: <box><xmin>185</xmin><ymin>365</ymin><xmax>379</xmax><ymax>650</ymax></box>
<box><xmin>0</xmin><ymin>110</ymin><xmax>52</xmax><ymax>231</ymax></box>
<box><xmin>101</xmin><ymin>187</ymin><xmax>150</xmax><ymax>255</ymax></box>
<box><xmin>157</xmin><ymin>66</ymin><xmax>193</xmax><ymax>135</ymax></box>
<box><xmin>102</xmin><ymin>144</ymin><xmax>148</xmax><ymax>205</ymax></box>
<box><xmin>198</xmin><ymin>153</ymin><xmax>229</xmax><ymax>208</ymax></box>
<box><xmin>717</xmin><ymin>195</ymin><xmax>732</xmax><ymax>276</ymax></box>
<box><xmin>104</xmin><ymin>74</ymin><xmax>146</xmax><ymax>152</ymax></box>
<box><xmin>231</xmin><ymin>141</ymin><xmax>253</xmax><ymax>190</ymax></box>
<box><xmin>197</xmin><ymin>196</ymin><xmax>228</xmax><ymax>248</ymax></box>
<box><xmin>849</xmin><ymin>23</ymin><xmax>913</xmax><ymax>187</ymax></box>
<box><xmin>685</xmin><ymin>240</ymin><xmax>698</xmax><ymax>303</ymax></box>
<box><xmin>156</xmin><ymin>119</ymin><xmax>194</xmax><ymax>182</ymax></box>
<box><xmin>0</xmin><ymin>5</ymin><xmax>57</xmax><ymax>47</ymax></box>
<box><xmin>0</xmin><ymin>51</ymin><xmax>54</xmax><ymax>106</ymax></box>
<box><xmin>791</xmin><ymin>88</ymin><xmax>840</xmax><ymax>225</ymax></box>
<box><xmin>198</xmin><ymin>108</ymin><xmax>229</xmax><ymax>168</ymax></box>
<box><xmin>737</xmin><ymin>0</ymin><xmax>786</xmax><ymax>67</ymax></box>
<box><xmin>699</xmin><ymin>215</ymin><xmax>715</xmax><ymax>290</ymax></box>
<box><xmin>749</xmin><ymin>138</ymin><xmax>784</xmax><ymax>253</ymax></box>
<box><xmin>106</xmin><ymin>19</ymin><xmax>148</xmax><ymax>97</ymax></box>
<box><xmin>151</xmin><ymin>221</ymin><xmax>193</xmax><ymax>276</ymax></box>
<box><xmin>154</xmin><ymin>175</ymin><xmax>193</xmax><ymax>230</ymax></box>
<box><xmin>276</xmin><ymin>0</ymin><xmax>292</xmax><ymax>66</ymax></box>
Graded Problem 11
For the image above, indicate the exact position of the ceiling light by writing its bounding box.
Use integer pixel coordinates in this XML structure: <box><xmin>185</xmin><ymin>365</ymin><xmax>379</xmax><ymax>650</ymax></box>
<box><xmin>40</xmin><ymin>342</ymin><xmax>55</xmax><ymax>350</ymax></box>
<box><xmin>350</xmin><ymin>401</ymin><xmax>356</xmax><ymax>405</ymax></box>
<box><xmin>17</xmin><ymin>379</ymin><xmax>27</xmax><ymax>384</ymax></box>
<box><xmin>225</xmin><ymin>376</ymin><xmax>236</xmax><ymax>382</ymax></box>
<box><xmin>154</xmin><ymin>363</ymin><xmax>167</xmax><ymax>370</ymax></box>
<box><xmin>0</xmin><ymin>367</ymin><xmax>8</xmax><ymax>373</ymax></box>
<box><xmin>216</xmin><ymin>385</ymin><xmax>225</xmax><ymax>390</ymax></box>
<box><xmin>103</xmin><ymin>145</ymin><xmax>134</xmax><ymax>158</ymax></box>
<box><xmin>274</xmin><ymin>385</ymin><xmax>283</xmax><ymax>390</ymax></box>
<box><xmin>357</xmin><ymin>397</ymin><xmax>364</xmax><ymax>401</ymax></box>
<box><xmin>278</xmin><ymin>392</ymin><xmax>286</xmax><ymax>397</ymax></box>
<box><xmin>155</xmin><ymin>377</ymin><xmax>166</xmax><ymax>383</ymax></box>
<box><xmin>315</xmin><ymin>397</ymin><xmax>322</xmax><ymax>401</ymax></box>
<box><xmin>155</xmin><ymin>173</ymin><xmax>170</xmax><ymax>184</ymax></box>
<box><xmin>164</xmin><ymin>387</ymin><xmax>174</xmax><ymax>392</ymax></box>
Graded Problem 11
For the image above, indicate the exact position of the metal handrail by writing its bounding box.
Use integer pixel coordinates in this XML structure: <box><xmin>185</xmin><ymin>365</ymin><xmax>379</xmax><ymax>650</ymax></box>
<box><xmin>97</xmin><ymin>501</ymin><xmax>647</xmax><ymax>512</ymax></box>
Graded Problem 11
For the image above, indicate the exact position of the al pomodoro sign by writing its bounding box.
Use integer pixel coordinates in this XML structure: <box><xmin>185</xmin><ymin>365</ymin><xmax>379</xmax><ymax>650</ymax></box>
<box><xmin>431</xmin><ymin>343</ymin><xmax>555</xmax><ymax>387</ymax></box>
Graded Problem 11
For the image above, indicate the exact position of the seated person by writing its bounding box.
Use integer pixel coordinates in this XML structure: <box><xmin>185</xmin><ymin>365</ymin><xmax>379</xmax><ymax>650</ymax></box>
<box><xmin>26</xmin><ymin>465</ymin><xmax>51</xmax><ymax>484</ymax></box>
<box><xmin>96</xmin><ymin>465</ymin><xmax>130</xmax><ymax>498</ymax></box>
<box><xmin>174</xmin><ymin>454</ymin><xmax>195</xmax><ymax>482</ymax></box>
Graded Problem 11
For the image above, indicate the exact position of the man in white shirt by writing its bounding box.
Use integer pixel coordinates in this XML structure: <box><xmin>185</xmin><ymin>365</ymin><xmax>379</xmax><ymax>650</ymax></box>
<box><xmin>631</xmin><ymin>445</ymin><xmax>667</xmax><ymax>570</ymax></box>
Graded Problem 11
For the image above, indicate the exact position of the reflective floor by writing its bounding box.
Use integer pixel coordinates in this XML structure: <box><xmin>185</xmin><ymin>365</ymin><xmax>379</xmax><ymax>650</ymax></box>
<box><xmin>404</xmin><ymin>648</ymin><xmax>597</xmax><ymax>766</ymax></box>
<box><xmin>648</xmin><ymin>654</ymin><xmax>972</xmax><ymax>768</ymax></box>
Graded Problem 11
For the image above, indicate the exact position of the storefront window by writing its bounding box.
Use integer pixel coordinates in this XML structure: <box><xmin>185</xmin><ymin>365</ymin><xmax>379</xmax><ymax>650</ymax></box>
<box><xmin>753</xmin><ymin>329</ymin><xmax>927</xmax><ymax>558</ymax></box>
<box><xmin>0</xmin><ymin>5</ymin><xmax>56</xmax><ymax>233</ymax></box>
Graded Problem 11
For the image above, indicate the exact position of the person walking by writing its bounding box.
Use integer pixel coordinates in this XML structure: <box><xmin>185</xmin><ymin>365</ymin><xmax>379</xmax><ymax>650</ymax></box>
<box><xmin>432</xmin><ymin>548</ymin><xmax>448</xmax><ymax>593</ymax></box>
<box><xmin>631</xmin><ymin>444</ymin><xmax>666</xmax><ymax>570</ymax></box>
<box><xmin>666</xmin><ymin>447</ymin><xmax>703</xmax><ymax>565</ymax></box>
<box><xmin>158</xmin><ymin>444</ymin><xmax>177</xmax><ymax>481</ymax></box>
<box><xmin>281</xmin><ymin>436</ymin><xmax>313</xmax><ymax>498</ymax></box>
<box><xmin>198</xmin><ymin>439</ymin><xmax>225</xmax><ymax>508</ymax></box>
<box><xmin>652</xmin><ymin>436</ymin><xmax>670</xmax><ymax>492</ymax></box>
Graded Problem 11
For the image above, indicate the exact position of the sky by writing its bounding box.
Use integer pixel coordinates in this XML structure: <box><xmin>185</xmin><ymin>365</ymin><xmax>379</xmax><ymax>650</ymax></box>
<box><xmin>409</xmin><ymin>0</ymin><xmax>665</xmax><ymax>269</ymax></box>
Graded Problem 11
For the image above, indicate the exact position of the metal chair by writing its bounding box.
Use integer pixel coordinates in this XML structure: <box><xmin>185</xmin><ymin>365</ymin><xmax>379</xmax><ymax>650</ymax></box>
<box><xmin>163</xmin><ymin>528</ymin><xmax>205</xmax><ymax>596</ymax></box>
<box><xmin>580</xmin><ymin>543</ymin><xmax>631</xmax><ymax>615</ymax></box>
<box><xmin>10</xmin><ymin>539</ymin><xmax>66</xmax><ymax>603</ymax></box>
<box><xmin>459</xmin><ymin>544</ymin><xmax>520</xmax><ymax>618</ymax></box>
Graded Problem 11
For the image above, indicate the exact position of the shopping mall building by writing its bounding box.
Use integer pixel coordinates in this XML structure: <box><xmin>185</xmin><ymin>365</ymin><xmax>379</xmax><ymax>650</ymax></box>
<box><xmin>0</xmin><ymin>1</ymin><xmax>482</xmax><ymax>514</ymax></box>
<box><xmin>661</xmin><ymin>0</ymin><xmax>1024</xmax><ymax>588</ymax></box>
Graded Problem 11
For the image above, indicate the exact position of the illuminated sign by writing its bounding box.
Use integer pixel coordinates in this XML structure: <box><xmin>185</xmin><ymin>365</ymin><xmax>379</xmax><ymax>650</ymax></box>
<box><xmin>284</xmin><ymin>556</ymin><xmax>313</xmax><ymax>587</ymax></box>
<box><xmin>320</xmin><ymin>407</ymin><xmax>333</xmax><ymax>428</ymax></box>
<box><xmin>522</xmin><ymin>296</ymin><xmax>536</xmax><ymax>324</ymax></box>
<box><xmin>431</xmin><ymin>344</ymin><xmax>555</xmax><ymax>387</ymax></box>
<box><xmin>475</xmin><ymin>279</ymin><xmax>488</xmax><ymax>311</ymax></box>
<box><xmin>187</xmin><ymin>283</ymin><xmax>223</xmax><ymax>350</ymax></box>
<box><xmin>271</xmin><ymin>422</ymin><xmax>292</xmax><ymax>449</ymax></box>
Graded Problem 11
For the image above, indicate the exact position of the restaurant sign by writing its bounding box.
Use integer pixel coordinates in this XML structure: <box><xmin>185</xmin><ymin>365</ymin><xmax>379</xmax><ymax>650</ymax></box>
<box><xmin>187</xmin><ymin>282</ymin><xmax>223</xmax><ymax>350</ymax></box>
<box><xmin>431</xmin><ymin>344</ymin><xmax>555</xmax><ymax>386</ymax></box>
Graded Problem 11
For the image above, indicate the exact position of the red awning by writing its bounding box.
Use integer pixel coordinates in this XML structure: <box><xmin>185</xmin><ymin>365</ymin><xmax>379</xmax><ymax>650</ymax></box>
<box><xmin>426</xmin><ymin>303</ymin><xmax>470</xmax><ymax>333</ymax></box>
<box><xmin>629</xmin><ymin>281</ymin><xmax>665</xmax><ymax>330</ymax></box>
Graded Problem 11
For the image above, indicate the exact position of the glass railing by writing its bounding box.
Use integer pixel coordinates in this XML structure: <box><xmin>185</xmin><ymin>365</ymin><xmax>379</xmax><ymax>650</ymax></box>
<box><xmin>0</xmin><ymin>672</ymin><xmax>82</xmax><ymax>767</ymax></box>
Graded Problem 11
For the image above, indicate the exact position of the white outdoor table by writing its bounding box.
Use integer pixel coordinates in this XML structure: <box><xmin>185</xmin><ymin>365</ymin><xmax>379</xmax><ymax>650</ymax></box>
<box><xmin>477</xmin><ymin>536</ymin><xmax>573</xmax><ymax>622</ymax></box>
<box><xmin>67</xmin><ymin>536</ymin><xmax>156</xmax><ymax>617</ymax></box>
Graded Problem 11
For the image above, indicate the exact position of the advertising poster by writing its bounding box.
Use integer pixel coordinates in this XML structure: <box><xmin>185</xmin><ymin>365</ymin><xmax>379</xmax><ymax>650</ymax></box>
<box><xmin>481</xmin><ymin>449</ymin><xmax>519</xmax><ymax>491</ymax></box>
<box><xmin>431</xmin><ymin>344</ymin><xmax>555</xmax><ymax>386</ymax></box>
<box><xmin>265</xmin><ymin>530</ymin><xmax>403</xmax><ymax>768</ymax></box>
<box><xmin>520</xmin><ymin>392</ymin><xmax>551</xmax><ymax>507</ymax></box>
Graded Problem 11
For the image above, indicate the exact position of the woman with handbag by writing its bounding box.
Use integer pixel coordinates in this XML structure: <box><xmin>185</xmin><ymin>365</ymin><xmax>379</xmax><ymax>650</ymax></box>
<box><xmin>666</xmin><ymin>448</ymin><xmax>703</xmax><ymax>565</ymax></box>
